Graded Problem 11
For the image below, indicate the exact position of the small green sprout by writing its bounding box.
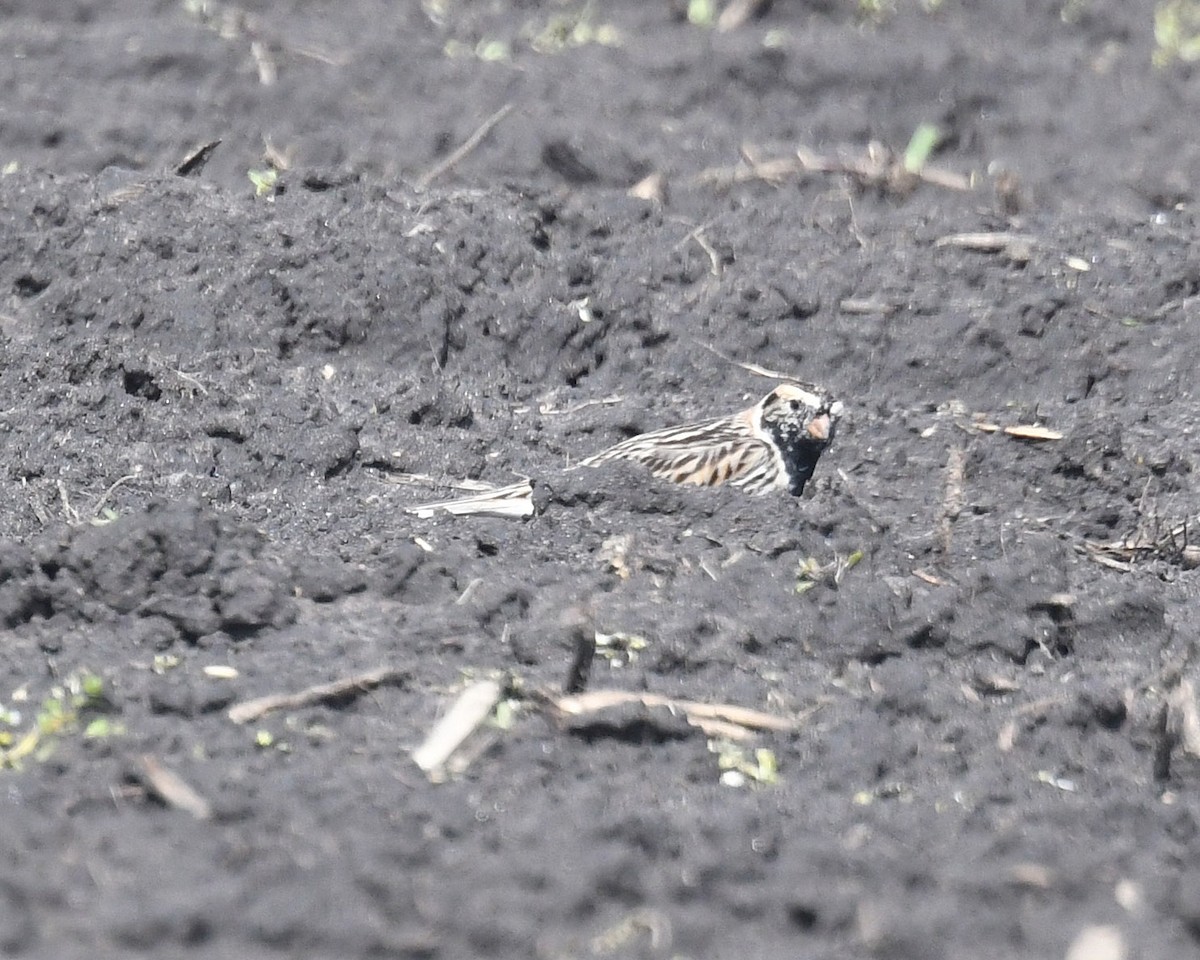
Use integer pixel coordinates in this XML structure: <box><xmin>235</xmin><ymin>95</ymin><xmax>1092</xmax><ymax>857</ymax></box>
<box><xmin>796</xmin><ymin>549</ymin><xmax>864</xmax><ymax>594</ymax></box>
<box><xmin>2</xmin><ymin>670</ymin><xmax>122</xmax><ymax>768</ymax></box>
<box><xmin>476</xmin><ymin>39</ymin><xmax>511</xmax><ymax>62</ymax></box>
<box><xmin>84</xmin><ymin>717</ymin><xmax>119</xmax><ymax>739</ymax></box>
<box><xmin>713</xmin><ymin>741</ymin><xmax>780</xmax><ymax>786</ymax></box>
<box><xmin>687</xmin><ymin>0</ymin><xmax>717</xmax><ymax>26</ymax></box>
<box><xmin>90</xmin><ymin>507</ymin><xmax>120</xmax><ymax>526</ymax></box>
<box><xmin>37</xmin><ymin>695</ymin><xmax>73</xmax><ymax>737</ymax></box>
<box><xmin>594</xmin><ymin>631</ymin><xmax>648</xmax><ymax>667</ymax></box>
<box><xmin>903</xmin><ymin>122</ymin><xmax>943</xmax><ymax>174</ymax></box>
<box><xmin>153</xmin><ymin>654</ymin><xmax>182</xmax><ymax>674</ymax></box>
<box><xmin>1154</xmin><ymin>0</ymin><xmax>1200</xmax><ymax>65</ymax></box>
<box><xmin>443</xmin><ymin>36</ymin><xmax>511</xmax><ymax>62</ymax></box>
<box><xmin>1060</xmin><ymin>0</ymin><xmax>1089</xmax><ymax>23</ymax></box>
<box><xmin>422</xmin><ymin>0</ymin><xmax>451</xmax><ymax>24</ymax></box>
<box><xmin>527</xmin><ymin>6</ymin><xmax>621</xmax><ymax>54</ymax></box>
<box><xmin>857</xmin><ymin>0</ymin><xmax>896</xmax><ymax>23</ymax></box>
<box><xmin>248</xmin><ymin>167</ymin><xmax>280</xmax><ymax>198</ymax></box>
<box><xmin>490</xmin><ymin>698</ymin><xmax>521</xmax><ymax>731</ymax></box>
<box><xmin>795</xmin><ymin>557</ymin><xmax>822</xmax><ymax>595</ymax></box>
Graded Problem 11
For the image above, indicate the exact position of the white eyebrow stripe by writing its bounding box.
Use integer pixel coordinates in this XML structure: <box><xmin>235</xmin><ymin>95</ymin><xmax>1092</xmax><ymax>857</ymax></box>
<box><xmin>773</xmin><ymin>384</ymin><xmax>823</xmax><ymax>407</ymax></box>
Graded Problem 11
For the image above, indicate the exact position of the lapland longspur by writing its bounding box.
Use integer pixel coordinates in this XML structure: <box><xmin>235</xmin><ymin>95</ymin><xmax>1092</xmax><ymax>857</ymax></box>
<box><xmin>580</xmin><ymin>383</ymin><xmax>842</xmax><ymax>496</ymax></box>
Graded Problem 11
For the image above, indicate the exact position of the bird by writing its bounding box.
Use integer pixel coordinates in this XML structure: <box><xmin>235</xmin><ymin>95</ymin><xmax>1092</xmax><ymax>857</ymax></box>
<box><xmin>578</xmin><ymin>383</ymin><xmax>842</xmax><ymax>496</ymax></box>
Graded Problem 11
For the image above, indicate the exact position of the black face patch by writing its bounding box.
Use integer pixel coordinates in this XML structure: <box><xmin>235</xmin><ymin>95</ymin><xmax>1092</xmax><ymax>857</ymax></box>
<box><xmin>762</xmin><ymin>414</ymin><xmax>833</xmax><ymax>495</ymax></box>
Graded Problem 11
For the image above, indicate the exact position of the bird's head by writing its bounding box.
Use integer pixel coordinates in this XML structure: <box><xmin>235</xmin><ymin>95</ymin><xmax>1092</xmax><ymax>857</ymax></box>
<box><xmin>758</xmin><ymin>382</ymin><xmax>843</xmax><ymax>447</ymax></box>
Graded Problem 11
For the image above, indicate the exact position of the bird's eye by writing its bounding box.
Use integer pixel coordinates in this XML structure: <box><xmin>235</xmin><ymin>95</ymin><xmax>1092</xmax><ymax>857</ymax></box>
<box><xmin>789</xmin><ymin>399</ymin><xmax>800</xmax><ymax>411</ymax></box>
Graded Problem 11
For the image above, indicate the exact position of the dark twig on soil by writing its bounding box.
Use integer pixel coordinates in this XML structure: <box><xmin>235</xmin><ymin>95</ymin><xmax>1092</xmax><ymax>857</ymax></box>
<box><xmin>937</xmin><ymin>446</ymin><xmax>966</xmax><ymax>555</ymax></box>
<box><xmin>1154</xmin><ymin>701</ymin><xmax>1173</xmax><ymax>781</ymax></box>
<box><xmin>175</xmin><ymin>140</ymin><xmax>222</xmax><ymax>177</ymax></box>
<box><xmin>562</xmin><ymin>613</ymin><xmax>597</xmax><ymax>695</ymax></box>
<box><xmin>416</xmin><ymin>103</ymin><xmax>514</xmax><ymax>190</ymax></box>
<box><xmin>137</xmin><ymin>755</ymin><xmax>212</xmax><ymax>820</ymax></box>
<box><xmin>227</xmin><ymin>666</ymin><xmax>408</xmax><ymax>724</ymax></box>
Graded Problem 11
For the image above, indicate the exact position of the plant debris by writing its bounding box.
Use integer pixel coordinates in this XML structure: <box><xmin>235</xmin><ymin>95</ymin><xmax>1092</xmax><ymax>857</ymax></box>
<box><xmin>137</xmin><ymin>755</ymin><xmax>213</xmax><ymax>820</ymax></box>
<box><xmin>407</xmin><ymin>480</ymin><xmax>535</xmax><ymax>519</ymax></box>
<box><xmin>1002</xmin><ymin>424</ymin><xmax>1065</xmax><ymax>441</ymax></box>
<box><xmin>175</xmin><ymin>139</ymin><xmax>221</xmax><ymax>177</ymax></box>
<box><xmin>411</xmin><ymin>679</ymin><xmax>507</xmax><ymax>782</ymax></box>
<box><xmin>227</xmin><ymin>666</ymin><xmax>409</xmax><ymax>724</ymax></box>
<box><xmin>540</xmin><ymin>689</ymin><xmax>797</xmax><ymax>741</ymax></box>
<box><xmin>1083</xmin><ymin>517</ymin><xmax>1200</xmax><ymax>571</ymax></box>
<box><xmin>689</xmin><ymin>139</ymin><xmax>974</xmax><ymax>196</ymax></box>
<box><xmin>415</xmin><ymin>103</ymin><xmax>513</xmax><ymax>190</ymax></box>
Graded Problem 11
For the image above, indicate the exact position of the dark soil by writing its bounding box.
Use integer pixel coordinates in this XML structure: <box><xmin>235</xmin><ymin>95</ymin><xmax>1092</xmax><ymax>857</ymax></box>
<box><xmin>4</xmin><ymin>1</ymin><xmax>1200</xmax><ymax>957</ymax></box>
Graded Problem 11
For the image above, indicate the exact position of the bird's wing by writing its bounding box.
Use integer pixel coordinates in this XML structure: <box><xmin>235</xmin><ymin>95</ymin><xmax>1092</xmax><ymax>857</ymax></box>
<box><xmin>580</xmin><ymin>413</ymin><xmax>752</xmax><ymax>465</ymax></box>
<box><xmin>580</xmin><ymin>412</ymin><xmax>776</xmax><ymax>488</ymax></box>
<box><xmin>647</xmin><ymin>437</ymin><xmax>774</xmax><ymax>488</ymax></box>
